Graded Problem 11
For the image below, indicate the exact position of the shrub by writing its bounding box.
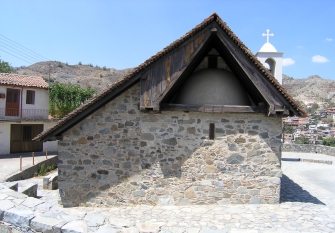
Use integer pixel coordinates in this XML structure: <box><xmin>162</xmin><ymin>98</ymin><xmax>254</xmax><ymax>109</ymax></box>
<box><xmin>295</xmin><ymin>135</ymin><xmax>310</xmax><ymax>144</ymax></box>
<box><xmin>34</xmin><ymin>163</ymin><xmax>57</xmax><ymax>176</ymax></box>
<box><xmin>49</xmin><ymin>83</ymin><xmax>96</xmax><ymax>118</ymax></box>
<box><xmin>323</xmin><ymin>137</ymin><xmax>335</xmax><ymax>147</ymax></box>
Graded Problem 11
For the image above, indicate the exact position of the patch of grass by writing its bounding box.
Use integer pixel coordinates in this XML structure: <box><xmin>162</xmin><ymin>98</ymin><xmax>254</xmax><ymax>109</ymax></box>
<box><xmin>34</xmin><ymin>163</ymin><xmax>58</xmax><ymax>176</ymax></box>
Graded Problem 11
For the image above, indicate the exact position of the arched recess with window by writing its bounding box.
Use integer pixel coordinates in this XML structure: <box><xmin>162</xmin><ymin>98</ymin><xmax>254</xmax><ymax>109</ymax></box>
<box><xmin>264</xmin><ymin>58</ymin><xmax>276</xmax><ymax>76</ymax></box>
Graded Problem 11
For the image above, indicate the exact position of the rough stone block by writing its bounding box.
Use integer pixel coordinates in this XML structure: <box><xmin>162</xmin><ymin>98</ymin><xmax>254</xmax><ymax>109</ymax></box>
<box><xmin>43</xmin><ymin>172</ymin><xmax>59</xmax><ymax>190</ymax></box>
<box><xmin>19</xmin><ymin>183</ymin><xmax>38</xmax><ymax>198</ymax></box>
<box><xmin>95</xmin><ymin>225</ymin><xmax>119</xmax><ymax>233</ymax></box>
<box><xmin>22</xmin><ymin>197</ymin><xmax>44</xmax><ymax>208</ymax></box>
<box><xmin>136</xmin><ymin>222</ymin><xmax>164</xmax><ymax>233</ymax></box>
<box><xmin>3</xmin><ymin>206</ymin><xmax>34</xmax><ymax>229</ymax></box>
<box><xmin>0</xmin><ymin>182</ymin><xmax>18</xmax><ymax>191</ymax></box>
<box><xmin>84</xmin><ymin>212</ymin><xmax>106</xmax><ymax>227</ymax></box>
<box><xmin>109</xmin><ymin>217</ymin><xmax>135</xmax><ymax>228</ymax></box>
<box><xmin>0</xmin><ymin>200</ymin><xmax>15</xmax><ymax>219</ymax></box>
<box><xmin>30</xmin><ymin>216</ymin><xmax>65</xmax><ymax>233</ymax></box>
<box><xmin>158</xmin><ymin>195</ymin><xmax>175</xmax><ymax>206</ymax></box>
<box><xmin>118</xmin><ymin>227</ymin><xmax>140</xmax><ymax>233</ymax></box>
<box><xmin>161</xmin><ymin>226</ymin><xmax>186</xmax><ymax>233</ymax></box>
<box><xmin>61</xmin><ymin>220</ymin><xmax>88</xmax><ymax>233</ymax></box>
<box><xmin>0</xmin><ymin>188</ymin><xmax>27</xmax><ymax>199</ymax></box>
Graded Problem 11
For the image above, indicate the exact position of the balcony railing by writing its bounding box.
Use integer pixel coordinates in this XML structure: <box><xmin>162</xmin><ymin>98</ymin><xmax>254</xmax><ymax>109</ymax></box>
<box><xmin>0</xmin><ymin>108</ymin><xmax>49</xmax><ymax>120</ymax></box>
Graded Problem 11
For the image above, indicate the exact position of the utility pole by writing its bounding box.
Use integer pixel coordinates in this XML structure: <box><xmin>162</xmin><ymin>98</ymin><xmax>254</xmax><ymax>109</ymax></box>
<box><xmin>48</xmin><ymin>62</ymin><xmax>51</xmax><ymax>95</ymax></box>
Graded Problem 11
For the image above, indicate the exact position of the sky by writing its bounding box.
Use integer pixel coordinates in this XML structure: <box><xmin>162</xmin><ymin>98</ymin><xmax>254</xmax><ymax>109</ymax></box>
<box><xmin>0</xmin><ymin>0</ymin><xmax>334</xmax><ymax>80</ymax></box>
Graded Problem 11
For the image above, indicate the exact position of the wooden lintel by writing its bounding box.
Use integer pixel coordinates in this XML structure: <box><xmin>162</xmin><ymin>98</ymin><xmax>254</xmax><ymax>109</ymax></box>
<box><xmin>161</xmin><ymin>104</ymin><xmax>267</xmax><ymax>113</ymax></box>
<box><xmin>48</xmin><ymin>135</ymin><xmax>63</xmax><ymax>141</ymax></box>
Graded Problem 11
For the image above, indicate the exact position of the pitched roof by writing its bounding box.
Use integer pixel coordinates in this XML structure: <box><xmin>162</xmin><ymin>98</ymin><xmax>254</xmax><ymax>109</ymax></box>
<box><xmin>35</xmin><ymin>13</ymin><xmax>306</xmax><ymax>142</ymax></box>
<box><xmin>0</xmin><ymin>73</ymin><xmax>48</xmax><ymax>89</ymax></box>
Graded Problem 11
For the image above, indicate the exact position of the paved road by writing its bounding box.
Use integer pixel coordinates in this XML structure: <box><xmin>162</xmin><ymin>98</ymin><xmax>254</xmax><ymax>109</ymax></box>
<box><xmin>281</xmin><ymin>152</ymin><xmax>335</xmax><ymax>207</ymax></box>
<box><xmin>0</xmin><ymin>152</ymin><xmax>57</xmax><ymax>182</ymax></box>
<box><xmin>1</xmin><ymin>152</ymin><xmax>335</xmax><ymax>232</ymax></box>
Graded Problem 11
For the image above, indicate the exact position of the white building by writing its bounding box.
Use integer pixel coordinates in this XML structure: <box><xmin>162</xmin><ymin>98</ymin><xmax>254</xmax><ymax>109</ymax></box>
<box><xmin>255</xmin><ymin>29</ymin><xmax>283</xmax><ymax>84</ymax></box>
<box><xmin>0</xmin><ymin>73</ymin><xmax>57</xmax><ymax>155</ymax></box>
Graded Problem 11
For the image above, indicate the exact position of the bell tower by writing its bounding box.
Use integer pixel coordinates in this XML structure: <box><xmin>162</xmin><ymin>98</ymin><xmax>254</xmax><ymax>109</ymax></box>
<box><xmin>255</xmin><ymin>29</ymin><xmax>283</xmax><ymax>84</ymax></box>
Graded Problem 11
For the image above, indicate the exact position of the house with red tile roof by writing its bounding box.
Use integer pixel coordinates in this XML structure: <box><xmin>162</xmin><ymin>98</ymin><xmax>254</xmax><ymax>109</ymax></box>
<box><xmin>0</xmin><ymin>73</ymin><xmax>57</xmax><ymax>155</ymax></box>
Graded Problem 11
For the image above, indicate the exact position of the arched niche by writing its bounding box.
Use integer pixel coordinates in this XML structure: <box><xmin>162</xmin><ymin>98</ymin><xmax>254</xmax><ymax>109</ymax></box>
<box><xmin>264</xmin><ymin>58</ymin><xmax>276</xmax><ymax>76</ymax></box>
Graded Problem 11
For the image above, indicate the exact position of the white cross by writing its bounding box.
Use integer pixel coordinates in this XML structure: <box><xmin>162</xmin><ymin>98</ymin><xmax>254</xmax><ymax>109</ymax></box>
<box><xmin>262</xmin><ymin>29</ymin><xmax>274</xmax><ymax>43</ymax></box>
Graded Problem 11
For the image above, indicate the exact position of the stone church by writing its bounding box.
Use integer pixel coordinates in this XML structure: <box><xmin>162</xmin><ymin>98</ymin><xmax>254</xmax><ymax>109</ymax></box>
<box><xmin>36</xmin><ymin>13</ymin><xmax>306</xmax><ymax>207</ymax></box>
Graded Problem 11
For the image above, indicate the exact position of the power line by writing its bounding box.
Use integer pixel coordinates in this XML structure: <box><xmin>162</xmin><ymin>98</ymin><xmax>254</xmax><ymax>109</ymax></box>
<box><xmin>0</xmin><ymin>39</ymin><xmax>44</xmax><ymax>62</ymax></box>
<box><xmin>0</xmin><ymin>42</ymin><xmax>41</xmax><ymax>63</ymax></box>
<box><xmin>0</xmin><ymin>33</ymin><xmax>50</xmax><ymax>61</ymax></box>
<box><xmin>0</xmin><ymin>48</ymin><xmax>33</xmax><ymax>65</ymax></box>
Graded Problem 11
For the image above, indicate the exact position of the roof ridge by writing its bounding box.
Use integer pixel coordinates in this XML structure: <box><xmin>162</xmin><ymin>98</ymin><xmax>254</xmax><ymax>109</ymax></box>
<box><xmin>0</xmin><ymin>72</ymin><xmax>49</xmax><ymax>89</ymax></box>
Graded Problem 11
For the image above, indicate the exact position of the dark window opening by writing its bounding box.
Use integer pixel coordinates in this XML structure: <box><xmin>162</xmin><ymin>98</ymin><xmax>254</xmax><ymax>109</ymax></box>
<box><xmin>26</xmin><ymin>90</ymin><xmax>35</xmax><ymax>104</ymax></box>
<box><xmin>208</xmin><ymin>56</ymin><xmax>218</xmax><ymax>68</ymax></box>
<box><xmin>209</xmin><ymin>123</ymin><xmax>215</xmax><ymax>140</ymax></box>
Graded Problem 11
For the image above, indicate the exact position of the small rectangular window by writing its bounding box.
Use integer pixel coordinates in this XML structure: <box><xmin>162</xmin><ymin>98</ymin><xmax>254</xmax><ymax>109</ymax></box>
<box><xmin>208</xmin><ymin>56</ymin><xmax>218</xmax><ymax>68</ymax></box>
<box><xmin>26</xmin><ymin>90</ymin><xmax>35</xmax><ymax>104</ymax></box>
<box><xmin>209</xmin><ymin>123</ymin><xmax>215</xmax><ymax>140</ymax></box>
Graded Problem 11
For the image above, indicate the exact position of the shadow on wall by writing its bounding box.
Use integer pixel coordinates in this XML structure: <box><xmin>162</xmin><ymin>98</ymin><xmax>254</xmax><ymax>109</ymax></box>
<box><xmin>58</xmin><ymin>112</ymin><xmax>283</xmax><ymax>207</ymax></box>
<box><xmin>280</xmin><ymin>174</ymin><xmax>325</xmax><ymax>205</ymax></box>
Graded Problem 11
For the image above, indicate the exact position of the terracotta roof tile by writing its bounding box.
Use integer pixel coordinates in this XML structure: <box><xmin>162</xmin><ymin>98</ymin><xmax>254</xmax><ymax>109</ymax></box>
<box><xmin>0</xmin><ymin>73</ymin><xmax>48</xmax><ymax>89</ymax></box>
<box><xmin>35</xmin><ymin>13</ymin><xmax>306</xmax><ymax>141</ymax></box>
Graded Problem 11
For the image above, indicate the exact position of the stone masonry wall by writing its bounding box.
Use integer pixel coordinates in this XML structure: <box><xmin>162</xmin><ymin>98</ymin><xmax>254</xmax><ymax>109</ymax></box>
<box><xmin>282</xmin><ymin>144</ymin><xmax>335</xmax><ymax>157</ymax></box>
<box><xmin>58</xmin><ymin>83</ymin><xmax>283</xmax><ymax>207</ymax></box>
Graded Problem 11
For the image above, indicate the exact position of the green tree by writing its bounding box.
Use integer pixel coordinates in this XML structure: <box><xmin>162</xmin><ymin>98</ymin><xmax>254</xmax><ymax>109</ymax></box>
<box><xmin>322</xmin><ymin>137</ymin><xmax>335</xmax><ymax>147</ymax></box>
<box><xmin>0</xmin><ymin>59</ymin><xmax>15</xmax><ymax>73</ymax></box>
<box><xmin>284</xmin><ymin>125</ymin><xmax>294</xmax><ymax>134</ymax></box>
<box><xmin>49</xmin><ymin>83</ymin><xmax>96</xmax><ymax>118</ymax></box>
<box><xmin>295</xmin><ymin>135</ymin><xmax>310</xmax><ymax>144</ymax></box>
<box><xmin>306</xmin><ymin>103</ymin><xmax>319</xmax><ymax>114</ymax></box>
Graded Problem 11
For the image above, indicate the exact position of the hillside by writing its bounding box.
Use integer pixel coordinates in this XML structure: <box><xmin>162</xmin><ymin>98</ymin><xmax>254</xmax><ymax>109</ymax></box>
<box><xmin>282</xmin><ymin>74</ymin><xmax>335</xmax><ymax>108</ymax></box>
<box><xmin>16</xmin><ymin>61</ymin><xmax>133</xmax><ymax>93</ymax></box>
<box><xmin>15</xmin><ymin>61</ymin><xmax>335</xmax><ymax>109</ymax></box>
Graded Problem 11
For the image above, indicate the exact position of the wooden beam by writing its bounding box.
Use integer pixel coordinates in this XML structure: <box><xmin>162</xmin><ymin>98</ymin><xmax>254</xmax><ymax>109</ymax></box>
<box><xmin>161</xmin><ymin>104</ymin><xmax>267</xmax><ymax>113</ymax></box>
<box><xmin>47</xmin><ymin>135</ymin><xmax>63</xmax><ymax>141</ymax></box>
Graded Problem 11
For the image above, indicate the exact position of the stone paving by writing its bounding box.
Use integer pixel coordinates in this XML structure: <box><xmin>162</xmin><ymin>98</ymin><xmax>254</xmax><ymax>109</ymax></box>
<box><xmin>1</xmin><ymin>152</ymin><xmax>335</xmax><ymax>232</ymax></box>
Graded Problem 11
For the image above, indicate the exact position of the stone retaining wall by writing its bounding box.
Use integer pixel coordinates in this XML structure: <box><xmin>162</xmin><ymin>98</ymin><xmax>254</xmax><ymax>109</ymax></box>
<box><xmin>282</xmin><ymin>144</ymin><xmax>335</xmax><ymax>156</ymax></box>
<box><xmin>58</xmin><ymin>83</ymin><xmax>283</xmax><ymax>207</ymax></box>
<box><xmin>6</xmin><ymin>156</ymin><xmax>58</xmax><ymax>182</ymax></box>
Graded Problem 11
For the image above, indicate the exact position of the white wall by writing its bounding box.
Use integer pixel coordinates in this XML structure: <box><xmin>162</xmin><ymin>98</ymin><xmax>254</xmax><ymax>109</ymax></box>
<box><xmin>0</xmin><ymin>86</ymin><xmax>49</xmax><ymax>111</ymax></box>
<box><xmin>0</xmin><ymin>122</ymin><xmax>11</xmax><ymax>155</ymax></box>
<box><xmin>255</xmin><ymin>52</ymin><xmax>283</xmax><ymax>84</ymax></box>
<box><xmin>0</xmin><ymin>86</ymin><xmax>8</xmax><ymax>109</ymax></box>
<box><xmin>0</xmin><ymin>121</ymin><xmax>58</xmax><ymax>155</ymax></box>
<box><xmin>42</xmin><ymin>122</ymin><xmax>58</xmax><ymax>153</ymax></box>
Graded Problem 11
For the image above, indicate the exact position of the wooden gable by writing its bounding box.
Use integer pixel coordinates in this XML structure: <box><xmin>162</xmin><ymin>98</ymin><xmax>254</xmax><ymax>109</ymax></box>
<box><xmin>139</xmin><ymin>21</ymin><xmax>297</xmax><ymax>116</ymax></box>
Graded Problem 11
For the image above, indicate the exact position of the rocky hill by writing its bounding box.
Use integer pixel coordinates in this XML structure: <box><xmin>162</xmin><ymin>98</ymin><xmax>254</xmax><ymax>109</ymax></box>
<box><xmin>16</xmin><ymin>61</ymin><xmax>133</xmax><ymax>93</ymax></box>
<box><xmin>282</xmin><ymin>74</ymin><xmax>335</xmax><ymax>108</ymax></box>
<box><xmin>15</xmin><ymin>61</ymin><xmax>335</xmax><ymax>109</ymax></box>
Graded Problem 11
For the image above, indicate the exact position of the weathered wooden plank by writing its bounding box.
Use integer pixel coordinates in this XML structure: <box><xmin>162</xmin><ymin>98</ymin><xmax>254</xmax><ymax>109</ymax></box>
<box><xmin>161</xmin><ymin>104</ymin><xmax>267</xmax><ymax>113</ymax></box>
<box><xmin>139</xmin><ymin>27</ymin><xmax>211</xmax><ymax>110</ymax></box>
